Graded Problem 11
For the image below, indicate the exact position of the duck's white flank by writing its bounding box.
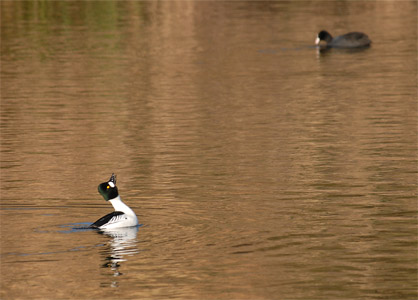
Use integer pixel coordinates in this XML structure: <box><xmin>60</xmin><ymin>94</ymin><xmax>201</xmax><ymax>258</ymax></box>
<box><xmin>100</xmin><ymin>196</ymin><xmax>138</xmax><ymax>229</ymax></box>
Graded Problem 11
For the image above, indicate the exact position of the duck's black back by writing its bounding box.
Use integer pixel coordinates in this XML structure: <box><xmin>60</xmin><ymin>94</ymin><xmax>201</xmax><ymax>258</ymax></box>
<box><xmin>89</xmin><ymin>211</ymin><xmax>125</xmax><ymax>228</ymax></box>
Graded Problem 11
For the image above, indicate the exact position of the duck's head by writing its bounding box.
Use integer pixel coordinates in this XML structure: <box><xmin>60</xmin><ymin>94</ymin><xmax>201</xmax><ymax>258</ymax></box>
<box><xmin>98</xmin><ymin>173</ymin><xmax>119</xmax><ymax>201</ymax></box>
<box><xmin>316</xmin><ymin>30</ymin><xmax>333</xmax><ymax>45</ymax></box>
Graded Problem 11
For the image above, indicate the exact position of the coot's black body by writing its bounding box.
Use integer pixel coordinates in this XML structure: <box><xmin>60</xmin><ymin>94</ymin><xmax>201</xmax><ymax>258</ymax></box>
<box><xmin>316</xmin><ymin>30</ymin><xmax>371</xmax><ymax>48</ymax></box>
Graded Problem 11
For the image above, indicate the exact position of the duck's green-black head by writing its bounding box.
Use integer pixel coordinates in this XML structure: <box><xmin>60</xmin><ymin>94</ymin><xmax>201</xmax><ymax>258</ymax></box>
<box><xmin>98</xmin><ymin>173</ymin><xmax>119</xmax><ymax>201</ymax></box>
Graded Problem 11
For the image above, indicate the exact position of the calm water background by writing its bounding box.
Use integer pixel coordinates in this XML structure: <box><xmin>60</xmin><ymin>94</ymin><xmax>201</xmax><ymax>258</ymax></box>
<box><xmin>1</xmin><ymin>1</ymin><xmax>417</xmax><ymax>299</ymax></box>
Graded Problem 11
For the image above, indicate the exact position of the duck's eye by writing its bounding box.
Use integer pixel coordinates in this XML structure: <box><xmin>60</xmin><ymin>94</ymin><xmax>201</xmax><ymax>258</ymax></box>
<box><xmin>107</xmin><ymin>185</ymin><xmax>110</xmax><ymax>189</ymax></box>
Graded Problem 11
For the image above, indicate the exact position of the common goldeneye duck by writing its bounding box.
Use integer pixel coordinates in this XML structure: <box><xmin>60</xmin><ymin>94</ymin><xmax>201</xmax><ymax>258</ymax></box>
<box><xmin>90</xmin><ymin>173</ymin><xmax>138</xmax><ymax>229</ymax></box>
<box><xmin>315</xmin><ymin>30</ymin><xmax>371</xmax><ymax>48</ymax></box>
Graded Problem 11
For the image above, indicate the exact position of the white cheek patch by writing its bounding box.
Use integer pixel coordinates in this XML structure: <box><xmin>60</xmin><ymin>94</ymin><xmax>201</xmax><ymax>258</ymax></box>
<box><xmin>315</xmin><ymin>37</ymin><xmax>320</xmax><ymax>45</ymax></box>
<box><xmin>108</xmin><ymin>182</ymin><xmax>115</xmax><ymax>188</ymax></box>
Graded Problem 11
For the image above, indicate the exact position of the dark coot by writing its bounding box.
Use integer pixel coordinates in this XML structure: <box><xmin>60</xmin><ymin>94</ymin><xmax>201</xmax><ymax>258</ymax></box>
<box><xmin>315</xmin><ymin>30</ymin><xmax>371</xmax><ymax>48</ymax></box>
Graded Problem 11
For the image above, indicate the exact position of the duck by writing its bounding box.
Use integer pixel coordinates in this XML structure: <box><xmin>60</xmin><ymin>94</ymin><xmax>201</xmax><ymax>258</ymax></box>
<box><xmin>90</xmin><ymin>173</ymin><xmax>139</xmax><ymax>229</ymax></box>
<box><xmin>315</xmin><ymin>30</ymin><xmax>371</xmax><ymax>48</ymax></box>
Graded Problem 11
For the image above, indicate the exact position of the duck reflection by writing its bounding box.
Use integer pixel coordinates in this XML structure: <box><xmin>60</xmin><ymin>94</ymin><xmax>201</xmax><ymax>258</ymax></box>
<box><xmin>97</xmin><ymin>226</ymin><xmax>140</xmax><ymax>285</ymax></box>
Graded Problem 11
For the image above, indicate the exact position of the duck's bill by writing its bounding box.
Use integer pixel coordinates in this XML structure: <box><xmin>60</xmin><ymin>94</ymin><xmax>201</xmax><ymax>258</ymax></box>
<box><xmin>108</xmin><ymin>173</ymin><xmax>117</xmax><ymax>185</ymax></box>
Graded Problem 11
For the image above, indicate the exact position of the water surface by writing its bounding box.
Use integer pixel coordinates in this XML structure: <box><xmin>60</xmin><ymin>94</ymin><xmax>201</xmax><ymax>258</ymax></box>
<box><xmin>1</xmin><ymin>1</ymin><xmax>417</xmax><ymax>299</ymax></box>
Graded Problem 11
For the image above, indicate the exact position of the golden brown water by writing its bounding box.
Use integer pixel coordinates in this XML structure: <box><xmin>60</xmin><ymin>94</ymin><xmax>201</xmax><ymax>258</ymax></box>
<box><xmin>1</xmin><ymin>1</ymin><xmax>417</xmax><ymax>299</ymax></box>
